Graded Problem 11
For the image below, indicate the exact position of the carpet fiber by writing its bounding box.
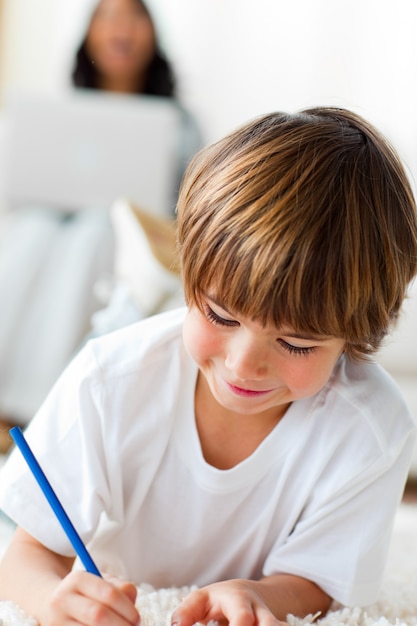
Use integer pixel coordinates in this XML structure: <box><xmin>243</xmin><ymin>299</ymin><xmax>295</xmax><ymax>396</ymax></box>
<box><xmin>0</xmin><ymin>503</ymin><xmax>416</xmax><ymax>626</ymax></box>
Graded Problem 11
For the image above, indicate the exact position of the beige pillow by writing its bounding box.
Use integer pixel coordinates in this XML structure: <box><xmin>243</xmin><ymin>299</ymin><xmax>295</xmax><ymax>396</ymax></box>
<box><xmin>110</xmin><ymin>198</ymin><xmax>183</xmax><ymax>317</ymax></box>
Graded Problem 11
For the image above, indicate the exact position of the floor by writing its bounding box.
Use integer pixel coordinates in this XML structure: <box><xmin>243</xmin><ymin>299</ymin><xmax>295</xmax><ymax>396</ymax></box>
<box><xmin>403</xmin><ymin>478</ymin><xmax>417</xmax><ymax>503</ymax></box>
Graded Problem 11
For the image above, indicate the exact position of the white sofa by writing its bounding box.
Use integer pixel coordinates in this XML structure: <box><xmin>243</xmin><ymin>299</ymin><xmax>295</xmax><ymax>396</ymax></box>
<box><xmin>376</xmin><ymin>280</ymin><xmax>417</xmax><ymax>480</ymax></box>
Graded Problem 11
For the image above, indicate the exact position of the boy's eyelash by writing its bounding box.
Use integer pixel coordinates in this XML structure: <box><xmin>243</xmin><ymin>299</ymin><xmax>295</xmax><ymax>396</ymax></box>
<box><xmin>204</xmin><ymin>305</ymin><xmax>238</xmax><ymax>327</ymax></box>
<box><xmin>278</xmin><ymin>340</ymin><xmax>316</xmax><ymax>356</ymax></box>
<box><xmin>204</xmin><ymin>305</ymin><xmax>317</xmax><ymax>355</ymax></box>
<box><xmin>204</xmin><ymin>305</ymin><xmax>318</xmax><ymax>356</ymax></box>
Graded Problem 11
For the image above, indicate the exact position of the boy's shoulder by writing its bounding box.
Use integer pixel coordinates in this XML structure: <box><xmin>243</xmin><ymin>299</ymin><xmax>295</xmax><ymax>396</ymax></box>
<box><xmin>83</xmin><ymin>307</ymin><xmax>188</xmax><ymax>377</ymax></box>
<box><xmin>327</xmin><ymin>355</ymin><xmax>416</xmax><ymax>441</ymax></box>
<box><xmin>333</xmin><ymin>355</ymin><xmax>406</xmax><ymax>403</ymax></box>
<box><xmin>91</xmin><ymin>306</ymin><xmax>186</xmax><ymax>345</ymax></box>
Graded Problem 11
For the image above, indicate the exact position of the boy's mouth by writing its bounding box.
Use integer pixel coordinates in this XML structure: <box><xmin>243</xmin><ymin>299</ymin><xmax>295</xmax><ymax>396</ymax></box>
<box><xmin>226</xmin><ymin>382</ymin><xmax>274</xmax><ymax>398</ymax></box>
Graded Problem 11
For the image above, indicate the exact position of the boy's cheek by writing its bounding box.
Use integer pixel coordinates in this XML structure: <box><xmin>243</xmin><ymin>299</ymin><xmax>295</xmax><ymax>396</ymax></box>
<box><xmin>183</xmin><ymin>311</ymin><xmax>213</xmax><ymax>361</ymax></box>
<box><xmin>185</xmin><ymin>326</ymin><xmax>218</xmax><ymax>362</ymax></box>
<box><xmin>287</xmin><ymin>358</ymin><xmax>340</xmax><ymax>397</ymax></box>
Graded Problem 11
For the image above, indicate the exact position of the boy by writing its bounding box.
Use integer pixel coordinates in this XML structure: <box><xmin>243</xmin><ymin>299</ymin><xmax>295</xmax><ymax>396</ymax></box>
<box><xmin>0</xmin><ymin>107</ymin><xmax>416</xmax><ymax>626</ymax></box>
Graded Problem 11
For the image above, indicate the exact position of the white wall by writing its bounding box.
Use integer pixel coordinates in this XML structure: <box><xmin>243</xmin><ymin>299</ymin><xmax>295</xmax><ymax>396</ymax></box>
<box><xmin>1</xmin><ymin>0</ymin><xmax>417</xmax><ymax>185</ymax></box>
<box><xmin>146</xmin><ymin>0</ymin><xmax>417</xmax><ymax>187</ymax></box>
<box><xmin>1</xmin><ymin>0</ymin><xmax>61</xmax><ymax>93</ymax></box>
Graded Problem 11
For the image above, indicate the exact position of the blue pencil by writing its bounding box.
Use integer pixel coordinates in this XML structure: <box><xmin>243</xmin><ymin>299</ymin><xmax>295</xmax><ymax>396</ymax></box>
<box><xmin>10</xmin><ymin>426</ymin><xmax>101</xmax><ymax>577</ymax></box>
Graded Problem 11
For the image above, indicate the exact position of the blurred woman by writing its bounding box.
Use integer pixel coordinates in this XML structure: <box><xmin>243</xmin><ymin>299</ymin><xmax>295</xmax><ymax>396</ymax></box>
<box><xmin>72</xmin><ymin>0</ymin><xmax>175</xmax><ymax>96</ymax></box>
<box><xmin>0</xmin><ymin>0</ymin><xmax>201</xmax><ymax>441</ymax></box>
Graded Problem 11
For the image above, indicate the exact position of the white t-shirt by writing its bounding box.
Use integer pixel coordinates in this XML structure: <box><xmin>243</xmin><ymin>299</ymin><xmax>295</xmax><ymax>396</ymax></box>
<box><xmin>0</xmin><ymin>307</ymin><xmax>415</xmax><ymax>607</ymax></box>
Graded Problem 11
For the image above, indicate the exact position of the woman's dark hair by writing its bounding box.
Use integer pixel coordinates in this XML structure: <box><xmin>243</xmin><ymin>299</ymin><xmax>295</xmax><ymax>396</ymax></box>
<box><xmin>71</xmin><ymin>1</ymin><xmax>176</xmax><ymax>97</ymax></box>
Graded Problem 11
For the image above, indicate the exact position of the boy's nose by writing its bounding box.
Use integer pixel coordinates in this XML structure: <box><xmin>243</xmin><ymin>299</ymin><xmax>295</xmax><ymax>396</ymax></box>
<box><xmin>224</xmin><ymin>335</ymin><xmax>269</xmax><ymax>381</ymax></box>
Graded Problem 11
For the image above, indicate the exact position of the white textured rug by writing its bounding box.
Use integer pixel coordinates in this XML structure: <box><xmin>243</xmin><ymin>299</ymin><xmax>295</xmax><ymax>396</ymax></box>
<box><xmin>0</xmin><ymin>503</ymin><xmax>416</xmax><ymax>626</ymax></box>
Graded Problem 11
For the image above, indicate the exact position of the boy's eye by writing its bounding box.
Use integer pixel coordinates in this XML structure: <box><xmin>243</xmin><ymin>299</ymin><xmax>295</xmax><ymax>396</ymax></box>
<box><xmin>278</xmin><ymin>339</ymin><xmax>316</xmax><ymax>356</ymax></box>
<box><xmin>204</xmin><ymin>304</ymin><xmax>239</xmax><ymax>327</ymax></box>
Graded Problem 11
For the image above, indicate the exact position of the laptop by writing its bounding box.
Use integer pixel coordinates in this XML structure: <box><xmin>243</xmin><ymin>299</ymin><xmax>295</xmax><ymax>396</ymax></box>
<box><xmin>2</xmin><ymin>90</ymin><xmax>182</xmax><ymax>217</ymax></box>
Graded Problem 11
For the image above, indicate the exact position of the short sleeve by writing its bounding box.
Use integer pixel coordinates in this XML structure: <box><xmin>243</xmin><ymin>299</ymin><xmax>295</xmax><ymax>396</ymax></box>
<box><xmin>0</xmin><ymin>342</ymin><xmax>111</xmax><ymax>556</ymax></box>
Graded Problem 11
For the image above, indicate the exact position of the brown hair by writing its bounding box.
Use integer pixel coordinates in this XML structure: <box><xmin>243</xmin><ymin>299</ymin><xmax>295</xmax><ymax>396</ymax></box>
<box><xmin>177</xmin><ymin>107</ymin><xmax>417</xmax><ymax>359</ymax></box>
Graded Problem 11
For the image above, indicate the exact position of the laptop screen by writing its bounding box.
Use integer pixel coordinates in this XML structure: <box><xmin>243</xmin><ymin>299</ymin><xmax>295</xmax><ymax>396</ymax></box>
<box><xmin>3</xmin><ymin>90</ymin><xmax>181</xmax><ymax>217</ymax></box>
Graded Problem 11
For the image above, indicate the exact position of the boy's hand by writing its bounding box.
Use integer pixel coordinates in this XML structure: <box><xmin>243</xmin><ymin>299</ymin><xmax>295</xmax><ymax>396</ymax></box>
<box><xmin>171</xmin><ymin>580</ymin><xmax>287</xmax><ymax>626</ymax></box>
<box><xmin>43</xmin><ymin>570</ymin><xmax>140</xmax><ymax>626</ymax></box>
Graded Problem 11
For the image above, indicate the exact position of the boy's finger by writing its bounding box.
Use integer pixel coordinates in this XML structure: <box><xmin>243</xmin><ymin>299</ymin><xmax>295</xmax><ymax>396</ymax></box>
<box><xmin>107</xmin><ymin>577</ymin><xmax>138</xmax><ymax>604</ymax></box>
<box><xmin>84</xmin><ymin>574</ymin><xmax>140</xmax><ymax>624</ymax></box>
<box><xmin>171</xmin><ymin>589</ymin><xmax>210</xmax><ymax>626</ymax></box>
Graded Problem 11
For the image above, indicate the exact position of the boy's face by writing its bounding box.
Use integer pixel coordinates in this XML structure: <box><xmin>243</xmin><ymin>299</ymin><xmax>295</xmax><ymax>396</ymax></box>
<box><xmin>183</xmin><ymin>295</ymin><xmax>346</xmax><ymax>424</ymax></box>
